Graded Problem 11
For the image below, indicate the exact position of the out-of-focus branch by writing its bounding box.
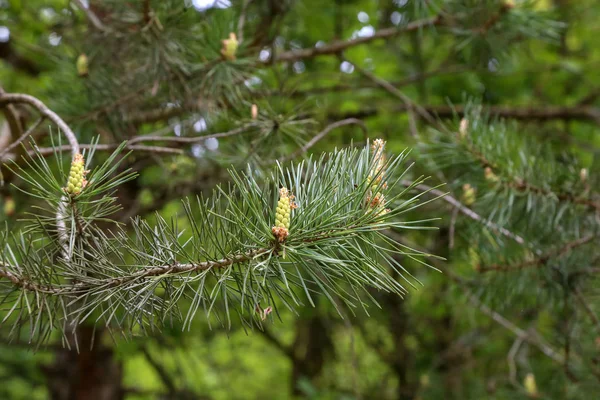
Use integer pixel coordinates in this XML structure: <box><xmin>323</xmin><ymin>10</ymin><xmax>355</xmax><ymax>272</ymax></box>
<box><xmin>574</xmin><ymin>287</ymin><xmax>600</xmax><ymax>332</ymax></box>
<box><xmin>449</xmin><ymin>272</ymin><xmax>565</xmax><ymax>365</ymax></box>
<box><xmin>333</xmin><ymin>104</ymin><xmax>600</xmax><ymax>124</ymax></box>
<box><xmin>72</xmin><ymin>0</ymin><xmax>110</xmax><ymax>33</ymax></box>
<box><xmin>0</xmin><ymin>93</ymin><xmax>79</xmax><ymax>156</ymax></box>
<box><xmin>401</xmin><ymin>180</ymin><xmax>527</xmax><ymax>246</ymax></box>
<box><xmin>479</xmin><ymin>235</ymin><xmax>595</xmax><ymax>272</ymax></box>
<box><xmin>238</xmin><ymin>0</ymin><xmax>253</xmax><ymax>43</ymax></box>
<box><xmin>270</xmin><ymin>66</ymin><xmax>470</xmax><ymax>98</ymax></box>
<box><xmin>27</xmin><ymin>125</ymin><xmax>253</xmax><ymax>158</ymax></box>
<box><xmin>282</xmin><ymin>118</ymin><xmax>367</xmax><ymax>161</ymax></box>
<box><xmin>272</xmin><ymin>16</ymin><xmax>442</xmax><ymax>63</ymax></box>
<box><xmin>30</xmin><ymin>143</ymin><xmax>185</xmax><ymax>157</ymax></box>
<box><xmin>0</xmin><ymin>117</ymin><xmax>44</xmax><ymax>160</ymax></box>
<box><xmin>128</xmin><ymin>125</ymin><xmax>251</xmax><ymax>145</ymax></box>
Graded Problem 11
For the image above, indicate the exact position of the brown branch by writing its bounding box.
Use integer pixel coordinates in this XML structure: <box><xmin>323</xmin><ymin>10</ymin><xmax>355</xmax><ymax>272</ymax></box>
<box><xmin>72</xmin><ymin>0</ymin><xmax>110</xmax><ymax>33</ymax></box>
<box><xmin>267</xmin><ymin>66</ymin><xmax>469</xmax><ymax>98</ymax></box>
<box><xmin>272</xmin><ymin>16</ymin><xmax>442</xmax><ymax>63</ymax></box>
<box><xmin>462</xmin><ymin>135</ymin><xmax>600</xmax><ymax>213</ymax></box>
<box><xmin>479</xmin><ymin>235</ymin><xmax>595</xmax><ymax>273</ymax></box>
<box><xmin>0</xmin><ymin>248</ymin><xmax>271</xmax><ymax>295</ymax></box>
<box><xmin>258</xmin><ymin>328</ymin><xmax>294</xmax><ymax>360</ymax></box>
<box><xmin>140</xmin><ymin>345</ymin><xmax>177</xmax><ymax>394</ymax></box>
<box><xmin>574</xmin><ymin>287</ymin><xmax>600</xmax><ymax>332</ymax></box>
<box><xmin>448</xmin><ymin>272</ymin><xmax>565</xmax><ymax>365</ymax></box>
<box><xmin>128</xmin><ymin>125</ymin><xmax>251</xmax><ymax>145</ymax></box>
<box><xmin>142</xmin><ymin>0</ymin><xmax>151</xmax><ymax>25</ymax></box>
<box><xmin>282</xmin><ymin>118</ymin><xmax>367</xmax><ymax>162</ymax></box>
<box><xmin>401</xmin><ymin>180</ymin><xmax>527</xmax><ymax>246</ymax></box>
<box><xmin>349</xmin><ymin>59</ymin><xmax>440</xmax><ymax>129</ymax></box>
<box><xmin>0</xmin><ymin>117</ymin><xmax>44</xmax><ymax>160</ymax></box>
<box><xmin>30</xmin><ymin>143</ymin><xmax>185</xmax><ymax>157</ymax></box>
<box><xmin>0</xmin><ymin>93</ymin><xmax>79</xmax><ymax>156</ymax></box>
<box><xmin>477</xmin><ymin>2</ymin><xmax>513</xmax><ymax>35</ymax></box>
<box><xmin>509</xmin><ymin>180</ymin><xmax>600</xmax><ymax>212</ymax></box>
<box><xmin>29</xmin><ymin>125</ymin><xmax>252</xmax><ymax>157</ymax></box>
<box><xmin>0</xmin><ymin>101</ymin><xmax>24</xmax><ymax>139</ymax></box>
<box><xmin>333</xmin><ymin>104</ymin><xmax>600</xmax><ymax>124</ymax></box>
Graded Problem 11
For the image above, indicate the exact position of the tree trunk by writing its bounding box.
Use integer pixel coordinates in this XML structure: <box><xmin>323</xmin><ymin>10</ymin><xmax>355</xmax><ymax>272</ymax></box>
<box><xmin>43</xmin><ymin>325</ymin><xmax>123</xmax><ymax>400</ymax></box>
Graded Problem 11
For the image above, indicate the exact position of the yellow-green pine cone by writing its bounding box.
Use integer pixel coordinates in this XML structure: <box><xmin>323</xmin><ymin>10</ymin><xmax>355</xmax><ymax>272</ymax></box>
<box><xmin>76</xmin><ymin>53</ymin><xmax>89</xmax><ymax>77</ymax></box>
<box><xmin>65</xmin><ymin>153</ymin><xmax>86</xmax><ymax>195</ymax></box>
<box><xmin>221</xmin><ymin>33</ymin><xmax>238</xmax><ymax>61</ymax></box>
<box><xmin>275</xmin><ymin>187</ymin><xmax>291</xmax><ymax>229</ymax></box>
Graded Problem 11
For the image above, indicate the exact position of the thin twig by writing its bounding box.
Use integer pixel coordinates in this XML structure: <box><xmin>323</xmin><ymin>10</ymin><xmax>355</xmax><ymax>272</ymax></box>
<box><xmin>449</xmin><ymin>273</ymin><xmax>565</xmax><ymax>365</ymax></box>
<box><xmin>401</xmin><ymin>180</ymin><xmax>527</xmax><ymax>246</ymax></box>
<box><xmin>448</xmin><ymin>206</ymin><xmax>459</xmax><ymax>250</ymax></box>
<box><xmin>72</xmin><ymin>0</ymin><xmax>110</xmax><ymax>33</ymax></box>
<box><xmin>128</xmin><ymin>125</ymin><xmax>251</xmax><ymax>145</ymax></box>
<box><xmin>141</xmin><ymin>345</ymin><xmax>177</xmax><ymax>394</ymax></box>
<box><xmin>479</xmin><ymin>235</ymin><xmax>595</xmax><ymax>272</ymax></box>
<box><xmin>350</xmin><ymin>60</ymin><xmax>441</xmax><ymax>129</ymax></box>
<box><xmin>237</xmin><ymin>0</ymin><xmax>253</xmax><ymax>43</ymax></box>
<box><xmin>272</xmin><ymin>16</ymin><xmax>442</xmax><ymax>63</ymax></box>
<box><xmin>574</xmin><ymin>287</ymin><xmax>600</xmax><ymax>332</ymax></box>
<box><xmin>282</xmin><ymin>118</ymin><xmax>367</xmax><ymax>162</ymax></box>
<box><xmin>0</xmin><ymin>117</ymin><xmax>44</xmax><ymax>160</ymax></box>
<box><xmin>333</xmin><ymin>104</ymin><xmax>600</xmax><ymax>125</ymax></box>
<box><xmin>0</xmin><ymin>101</ymin><xmax>24</xmax><ymax>139</ymax></box>
<box><xmin>0</xmin><ymin>93</ymin><xmax>79</xmax><ymax>156</ymax></box>
<box><xmin>507</xmin><ymin>337</ymin><xmax>524</xmax><ymax>386</ymax></box>
<box><xmin>31</xmin><ymin>143</ymin><xmax>185</xmax><ymax>156</ymax></box>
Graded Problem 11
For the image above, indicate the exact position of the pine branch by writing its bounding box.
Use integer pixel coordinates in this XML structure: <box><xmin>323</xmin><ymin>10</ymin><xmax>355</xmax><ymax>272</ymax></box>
<box><xmin>272</xmin><ymin>16</ymin><xmax>442</xmax><ymax>63</ymax></box>
<box><xmin>282</xmin><ymin>118</ymin><xmax>366</xmax><ymax>162</ymax></box>
<box><xmin>401</xmin><ymin>181</ymin><xmax>527</xmax><ymax>246</ymax></box>
<box><xmin>31</xmin><ymin>143</ymin><xmax>186</xmax><ymax>157</ymax></box>
<box><xmin>450</xmin><ymin>273</ymin><xmax>565</xmax><ymax>365</ymax></box>
<box><xmin>333</xmin><ymin>104</ymin><xmax>600</xmax><ymax>124</ymax></box>
<box><xmin>478</xmin><ymin>235</ymin><xmax>595</xmax><ymax>272</ymax></box>
<box><xmin>464</xmin><ymin>140</ymin><xmax>600</xmax><ymax>212</ymax></box>
<box><xmin>0</xmin><ymin>138</ymin><xmax>433</xmax><ymax>339</ymax></box>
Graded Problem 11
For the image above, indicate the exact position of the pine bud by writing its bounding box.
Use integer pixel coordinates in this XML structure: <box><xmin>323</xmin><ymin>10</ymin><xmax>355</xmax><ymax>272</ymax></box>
<box><xmin>272</xmin><ymin>187</ymin><xmax>296</xmax><ymax>242</ymax></box>
<box><xmin>580</xmin><ymin>168</ymin><xmax>588</xmax><ymax>183</ymax></box>
<box><xmin>251</xmin><ymin>104</ymin><xmax>258</xmax><ymax>120</ymax></box>
<box><xmin>76</xmin><ymin>54</ymin><xmax>89</xmax><ymax>77</ymax></box>
<box><xmin>524</xmin><ymin>373</ymin><xmax>538</xmax><ymax>398</ymax></box>
<box><xmin>484</xmin><ymin>167</ymin><xmax>498</xmax><ymax>182</ymax></box>
<box><xmin>459</xmin><ymin>118</ymin><xmax>469</xmax><ymax>139</ymax></box>
<box><xmin>3</xmin><ymin>196</ymin><xmax>15</xmax><ymax>216</ymax></box>
<box><xmin>461</xmin><ymin>183</ymin><xmax>476</xmax><ymax>206</ymax></box>
<box><xmin>221</xmin><ymin>33</ymin><xmax>238</xmax><ymax>61</ymax></box>
<box><xmin>64</xmin><ymin>153</ymin><xmax>89</xmax><ymax>196</ymax></box>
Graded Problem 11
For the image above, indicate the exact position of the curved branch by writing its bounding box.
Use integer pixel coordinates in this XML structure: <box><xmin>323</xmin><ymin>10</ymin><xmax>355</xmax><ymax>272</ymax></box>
<box><xmin>272</xmin><ymin>16</ymin><xmax>442</xmax><ymax>63</ymax></box>
<box><xmin>283</xmin><ymin>118</ymin><xmax>367</xmax><ymax>161</ymax></box>
<box><xmin>0</xmin><ymin>93</ymin><xmax>79</xmax><ymax>157</ymax></box>
<box><xmin>401</xmin><ymin>180</ymin><xmax>527</xmax><ymax>246</ymax></box>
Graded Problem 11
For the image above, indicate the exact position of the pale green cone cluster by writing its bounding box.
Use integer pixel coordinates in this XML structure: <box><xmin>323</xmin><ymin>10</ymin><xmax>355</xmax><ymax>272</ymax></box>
<box><xmin>272</xmin><ymin>187</ymin><xmax>296</xmax><ymax>242</ymax></box>
<box><xmin>65</xmin><ymin>153</ymin><xmax>88</xmax><ymax>196</ymax></box>
<box><xmin>221</xmin><ymin>33</ymin><xmax>238</xmax><ymax>61</ymax></box>
<box><xmin>366</xmin><ymin>139</ymin><xmax>390</xmax><ymax>216</ymax></box>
